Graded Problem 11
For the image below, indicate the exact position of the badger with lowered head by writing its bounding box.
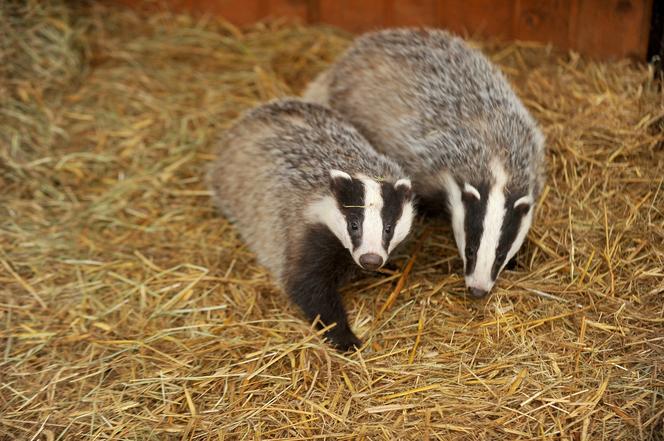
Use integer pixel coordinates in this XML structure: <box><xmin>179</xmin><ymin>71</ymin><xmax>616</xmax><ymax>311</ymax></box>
<box><xmin>207</xmin><ymin>99</ymin><xmax>415</xmax><ymax>350</ymax></box>
<box><xmin>304</xmin><ymin>28</ymin><xmax>546</xmax><ymax>299</ymax></box>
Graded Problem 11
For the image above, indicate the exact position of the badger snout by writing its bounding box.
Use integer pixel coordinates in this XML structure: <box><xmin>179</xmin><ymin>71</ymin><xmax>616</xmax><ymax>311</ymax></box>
<box><xmin>465</xmin><ymin>274</ymin><xmax>494</xmax><ymax>300</ymax></box>
<box><xmin>467</xmin><ymin>287</ymin><xmax>489</xmax><ymax>299</ymax></box>
<box><xmin>359</xmin><ymin>253</ymin><xmax>384</xmax><ymax>271</ymax></box>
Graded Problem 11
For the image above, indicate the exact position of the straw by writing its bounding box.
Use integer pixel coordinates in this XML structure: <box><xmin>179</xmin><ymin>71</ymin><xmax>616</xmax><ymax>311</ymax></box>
<box><xmin>1</xmin><ymin>1</ymin><xmax>663</xmax><ymax>440</ymax></box>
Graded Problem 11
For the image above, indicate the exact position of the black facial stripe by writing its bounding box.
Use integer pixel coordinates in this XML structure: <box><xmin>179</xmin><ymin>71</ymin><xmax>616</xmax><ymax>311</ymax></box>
<box><xmin>330</xmin><ymin>174</ymin><xmax>364</xmax><ymax>250</ymax></box>
<box><xmin>462</xmin><ymin>183</ymin><xmax>489</xmax><ymax>275</ymax></box>
<box><xmin>379</xmin><ymin>182</ymin><xmax>407</xmax><ymax>250</ymax></box>
<box><xmin>491</xmin><ymin>196</ymin><xmax>530</xmax><ymax>280</ymax></box>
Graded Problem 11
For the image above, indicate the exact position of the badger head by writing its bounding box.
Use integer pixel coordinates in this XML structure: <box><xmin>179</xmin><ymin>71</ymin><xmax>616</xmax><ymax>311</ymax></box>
<box><xmin>443</xmin><ymin>159</ymin><xmax>535</xmax><ymax>298</ymax></box>
<box><xmin>306</xmin><ymin>169</ymin><xmax>415</xmax><ymax>271</ymax></box>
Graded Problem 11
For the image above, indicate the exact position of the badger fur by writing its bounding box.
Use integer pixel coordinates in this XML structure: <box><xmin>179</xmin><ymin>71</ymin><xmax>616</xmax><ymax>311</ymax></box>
<box><xmin>303</xmin><ymin>28</ymin><xmax>546</xmax><ymax>299</ymax></box>
<box><xmin>207</xmin><ymin>99</ymin><xmax>415</xmax><ymax>350</ymax></box>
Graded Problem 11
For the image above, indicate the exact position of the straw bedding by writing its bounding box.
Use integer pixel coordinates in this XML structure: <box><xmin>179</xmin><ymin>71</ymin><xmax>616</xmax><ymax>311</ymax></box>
<box><xmin>1</xmin><ymin>1</ymin><xmax>663</xmax><ymax>440</ymax></box>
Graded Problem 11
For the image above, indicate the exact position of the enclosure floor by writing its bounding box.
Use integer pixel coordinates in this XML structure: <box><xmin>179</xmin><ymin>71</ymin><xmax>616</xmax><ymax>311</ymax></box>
<box><xmin>1</xmin><ymin>2</ymin><xmax>663</xmax><ymax>440</ymax></box>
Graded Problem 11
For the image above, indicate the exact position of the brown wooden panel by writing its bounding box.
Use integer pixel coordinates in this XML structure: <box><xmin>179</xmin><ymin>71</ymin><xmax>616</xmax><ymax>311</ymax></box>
<box><xmin>318</xmin><ymin>0</ymin><xmax>388</xmax><ymax>32</ymax></box>
<box><xmin>438</xmin><ymin>0</ymin><xmax>514</xmax><ymax>38</ymax></box>
<box><xmin>513</xmin><ymin>0</ymin><xmax>574</xmax><ymax>49</ymax></box>
<box><xmin>575</xmin><ymin>0</ymin><xmax>653</xmax><ymax>59</ymax></box>
<box><xmin>117</xmin><ymin>0</ymin><xmax>310</xmax><ymax>24</ymax></box>
<box><xmin>114</xmin><ymin>0</ymin><xmax>654</xmax><ymax>60</ymax></box>
<box><xmin>181</xmin><ymin>0</ymin><xmax>262</xmax><ymax>24</ymax></box>
<box><xmin>261</xmin><ymin>0</ymin><xmax>310</xmax><ymax>22</ymax></box>
<box><xmin>388</xmin><ymin>0</ymin><xmax>439</xmax><ymax>27</ymax></box>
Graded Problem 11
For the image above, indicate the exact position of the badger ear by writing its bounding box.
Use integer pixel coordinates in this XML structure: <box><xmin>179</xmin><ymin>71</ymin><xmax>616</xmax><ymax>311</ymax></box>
<box><xmin>395</xmin><ymin>178</ymin><xmax>413</xmax><ymax>199</ymax></box>
<box><xmin>513</xmin><ymin>195</ymin><xmax>533</xmax><ymax>216</ymax></box>
<box><xmin>395</xmin><ymin>178</ymin><xmax>411</xmax><ymax>190</ymax></box>
<box><xmin>462</xmin><ymin>183</ymin><xmax>481</xmax><ymax>203</ymax></box>
<box><xmin>329</xmin><ymin>169</ymin><xmax>352</xmax><ymax>197</ymax></box>
<box><xmin>330</xmin><ymin>169</ymin><xmax>352</xmax><ymax>181</ymax></box>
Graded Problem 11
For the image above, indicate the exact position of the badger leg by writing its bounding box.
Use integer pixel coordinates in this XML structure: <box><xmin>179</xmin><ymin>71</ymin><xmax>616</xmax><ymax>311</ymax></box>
<box><xmin>285</xmin><ymin>226</ymin><xmax>361</xmax><ymax>351</ymax></box>
<box><xmin>287</xmin><ymin>277</ymin><xmax>361</xmax><ymax>351</ymax></box>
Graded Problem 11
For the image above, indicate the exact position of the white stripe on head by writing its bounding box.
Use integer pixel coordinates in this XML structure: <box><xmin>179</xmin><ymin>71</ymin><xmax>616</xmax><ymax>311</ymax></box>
<box><xmin>352</xmin><ymin>175</ymin><xmax>386</xmax><ymax>263</ymax></box>
<box><xmin>441</xmin><ymin>171</ymin><xmax>466</xmax><ymax>267</ymax></box>
<box><xmin>389</xmin><ymin>199</ymin><xmax>414</xmax><ymax>253</ymax></box>
<box><xmin>305</xmin><ymin>196</ymin><xmax>353</xmax><ymax>250</ymax></box>
<box><xmin>465</xmin><ymin>159</ymin><xmax>507</xmax><ymax>292</ymax></box>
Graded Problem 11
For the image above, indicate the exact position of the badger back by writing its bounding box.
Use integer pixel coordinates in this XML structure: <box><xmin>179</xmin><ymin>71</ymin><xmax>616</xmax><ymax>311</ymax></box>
<box><xmin>304</xmin><ymin>28</ymin><xmax>545</xmax><ymax>195</ymax></box>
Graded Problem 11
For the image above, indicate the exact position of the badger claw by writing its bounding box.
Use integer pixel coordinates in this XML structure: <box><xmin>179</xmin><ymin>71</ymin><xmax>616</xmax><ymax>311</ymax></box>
<box><xmin>327</xmin><ymin>328</ymin><xmax>362</xmax><ymax>352</ymax></box>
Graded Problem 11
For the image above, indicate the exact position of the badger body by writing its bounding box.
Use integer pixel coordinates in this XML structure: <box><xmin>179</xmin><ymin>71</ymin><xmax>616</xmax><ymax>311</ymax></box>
<box><xmin>207</xmin><ymin>99</ymin><xmax>415</xmax><ymax>350</ymax></box>
<box><xmin>304</xmin><ymin>28</ymin><xmax>546</xmax><ymax>298</ymax></box>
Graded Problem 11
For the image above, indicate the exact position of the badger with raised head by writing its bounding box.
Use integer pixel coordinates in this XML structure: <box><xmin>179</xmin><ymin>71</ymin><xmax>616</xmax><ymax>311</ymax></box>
<box><xmin>304</xmin><ymin>28</ymin><xmax>546</xmax><ymax>299</ymax></box>
<box><xmin>207</xmin><ymin>99</ymin><xmax>415</xmax><ymax>350</ymax></box>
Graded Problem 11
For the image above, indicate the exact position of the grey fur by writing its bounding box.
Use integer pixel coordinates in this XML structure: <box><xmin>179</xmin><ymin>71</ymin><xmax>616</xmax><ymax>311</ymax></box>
<box><xmin>207</xmin><ymin>98</ymin><xmax>408</xmax><ymax>288</ymax></box>
<box><xmin>303</xmin><ymin>28</ymin><xmax>546</xmax><ymax>200</ymax></box>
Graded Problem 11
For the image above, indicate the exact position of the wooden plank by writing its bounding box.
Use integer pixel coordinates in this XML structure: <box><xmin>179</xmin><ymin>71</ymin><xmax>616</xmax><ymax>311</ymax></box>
<box><xmin>318</xmin><ymin>0</ymin><xmax>387</xmax><ymax>32</ymax></box>
<box><xmin>126</xmin><ymin>0</ymin><xmax>310</xmax><ymax>25</ymax></box>
<box><xmin>261</xmin><ymin>0</ymin><xmax>311</xmax><ymax>23</ymax></box>
<box><xmin>513</xmin><ymin>0</ymin><xmax>574</xmax><ymax>49</ymax></box>
<box><xmin>389</xmin><ymin>0</ymin><xmax>439</xmax><ymax>27</ymax></box>
<box><xmin>574</xmin><ymin>0</ymin><xmax>653</xmax><ymax>59</ymax></box>
<box><xmin>438</xmin><ymin>0</ymin><xmax>514</xmax><ymax>38</ymax></box>
<box><xmin>177</xmin><ymin>0</ymin><xmax>262</xmax><ymax>24</ymax></box>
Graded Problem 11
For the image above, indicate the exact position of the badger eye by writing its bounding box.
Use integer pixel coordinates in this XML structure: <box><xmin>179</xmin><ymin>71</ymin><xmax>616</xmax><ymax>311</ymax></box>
<box><xmin>384</xmin><ymin>225</ymin><xmax>392</xmax><ymax>234</ymax></box>
<box><xmin>350</xmin><ymin>221</ymin><xmax>360</xmax><ymax>231</ymax></box>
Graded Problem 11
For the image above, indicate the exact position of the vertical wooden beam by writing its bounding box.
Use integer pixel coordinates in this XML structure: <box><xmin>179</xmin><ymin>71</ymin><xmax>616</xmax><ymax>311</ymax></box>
<box><xmin>567</xmin><ymin>0</ymin><xmax>580</xmax><ymax>54</ymax></box>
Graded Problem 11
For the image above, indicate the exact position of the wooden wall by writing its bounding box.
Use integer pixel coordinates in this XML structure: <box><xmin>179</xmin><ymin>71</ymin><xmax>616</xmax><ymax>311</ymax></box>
<box><xmin>119</xmin><ymin>0</ymin><xmax>654</xmax><ymax>60</ymax></box>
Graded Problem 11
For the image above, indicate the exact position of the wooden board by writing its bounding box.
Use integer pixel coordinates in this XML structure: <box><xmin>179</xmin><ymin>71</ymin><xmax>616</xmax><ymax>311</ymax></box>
<box><xmin>115</xmin><ymin>0</ymin><xmax>654</xmax><ymax>60</ymax></box>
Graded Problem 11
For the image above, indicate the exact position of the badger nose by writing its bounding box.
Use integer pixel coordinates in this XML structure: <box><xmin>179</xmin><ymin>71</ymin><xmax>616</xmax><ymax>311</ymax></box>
<box><xmin>468</xmin><ymin>287</ymin><xmax>488</xmax><ymax>299</ymax></box>
<box><xmin>359</xmin><ymin>253</ymin><xmax>384</xmax><ymax>271</ymax></box>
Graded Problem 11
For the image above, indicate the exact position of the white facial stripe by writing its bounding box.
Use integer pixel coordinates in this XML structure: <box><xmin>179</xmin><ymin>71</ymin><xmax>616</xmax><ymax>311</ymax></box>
<box><xmin>305</xmin><ymin>196</ymin><xmax>352</xmax><ymax>250</ymax></box>
<box><xmin>490</xmin><ymin>157</ymin><xmax>509</xmax><ymax>188</ymax></box>
<box><xmin>463</xmin><ymin>183</ymin><xmax>481</xmax><ymax>200</ymax></box>
<box><xmin>514</xmin><ymin>195</ymin><xmax>533</xmax><ymax>208</ymax></box>
<box><xmin>466</xmin><ymin>159</ymin><xmax>508</xmax><ymax>292</ymax></box>
<box><xmin>441</xmin><ymin>172</ymin><xmax>466</xmax><ymax>267</ymax></box>
<box><xmin>388</xmin><ymin>200</ymin><xmax>414</xmax><ymax>253</ymax></box>
<box><xmin>353</xmin><ymin>177</ymin><xmax>386</xmax><ymax>262</ymax></box>
<box><xmin>499</xmin><ymin>206</ymin><xmax>533</xmax><ymax>275</ymax></box>
<box><xmin>330</xmin><ymin>169</ymin><xmax>351</xmax><ymax>180</ymax></box>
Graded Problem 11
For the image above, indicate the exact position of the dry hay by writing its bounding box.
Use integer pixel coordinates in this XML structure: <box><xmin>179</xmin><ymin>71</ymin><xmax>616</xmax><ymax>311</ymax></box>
<box><xmin>1</xmin><ymin>1</ymin><xmax>663</xmax><ymax>440</ymax></box>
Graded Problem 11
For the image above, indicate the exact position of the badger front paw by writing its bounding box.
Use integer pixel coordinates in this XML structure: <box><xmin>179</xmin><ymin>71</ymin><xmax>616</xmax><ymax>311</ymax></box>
<box><xmin>326</xmin><ymin>327</ymin><xmax>362</xmax><ymax>352</ymax></box>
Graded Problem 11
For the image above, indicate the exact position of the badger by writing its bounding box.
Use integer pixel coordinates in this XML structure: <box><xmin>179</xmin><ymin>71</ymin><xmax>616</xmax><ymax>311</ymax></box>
<box><xmin>303</xmin><ymin>28</ymin><xmax>546</xmax><ymax>299</ymax></box>
<box><xmin>207</xmin><ymin>99</ymin><xmax>415</xmax><ymax>350</ymax></box>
